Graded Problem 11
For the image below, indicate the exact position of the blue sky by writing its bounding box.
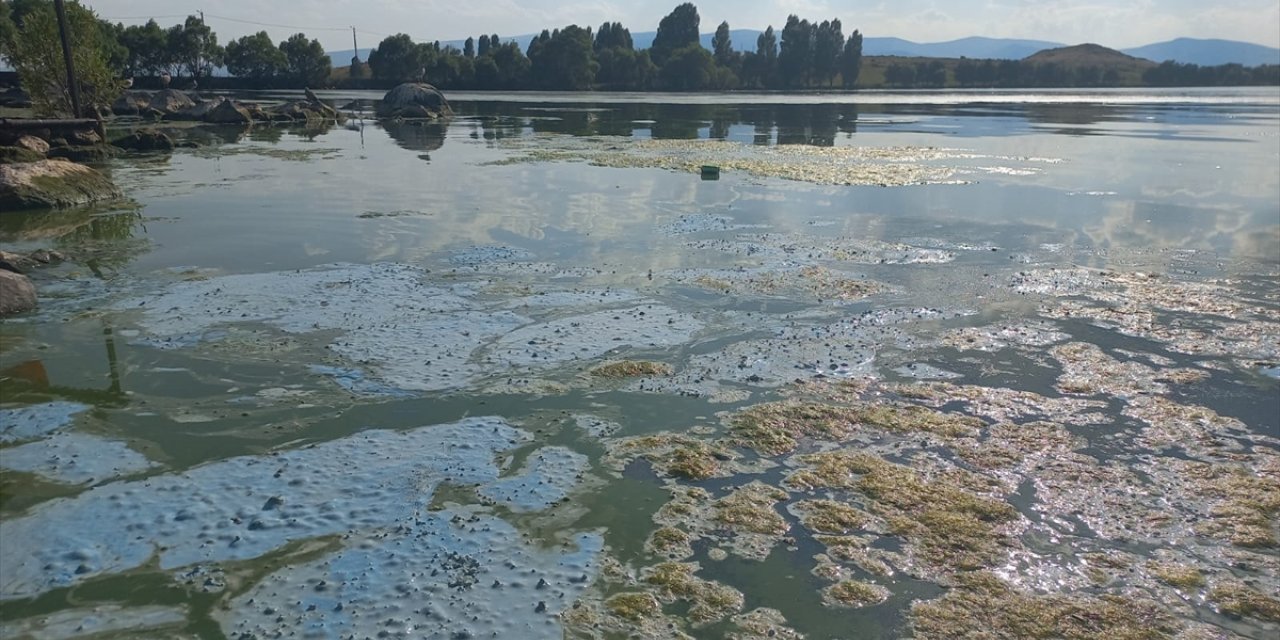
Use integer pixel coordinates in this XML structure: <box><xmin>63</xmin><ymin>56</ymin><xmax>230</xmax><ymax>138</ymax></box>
<box><xmin>85</xmin><ymin>0</ymin><xmax>1280</xmax><ymax>51</ymax></box>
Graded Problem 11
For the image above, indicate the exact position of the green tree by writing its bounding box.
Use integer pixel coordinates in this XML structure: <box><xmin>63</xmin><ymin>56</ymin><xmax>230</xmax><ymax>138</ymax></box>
<box><xmin>659</xmin><ymin>43</ymin><xmax>714</xmax><ymax>90</ymax></box>
<box><xmin>1</xmin><ymin>0</ymin><xmax>122</xmax><ymax>115</ymax></box>
<box><xmin>744</xmin><ymin>26</ymin><xmax>778</xmax><ymax>88</ymax></box>
<box><xmin>778</xmin><ymin>15</ymin><xmax>813</xmax><ymax>88</ymax></box>
<box><xmin>839</xmin><ymin>30</ymin><xmax>862</xmax><ymax>88</ymax></box>
<box><xmin>119</xmin><ymin>19</ymin><xmax>170</xmax><ymax>76</ymax></box>
<box><xmin>594</xmin><ymin>21</ymin><xmax>632</xmax><ymax>51</ymax></box>
<box><xmin>280</xmin><ymin>32</ymin><xmax>331</xmax><ymax>87</ymax></box>
<box><xmin>712</xmin><ymin>21</ymin><xmax>733</xmax><ymax>65</ymax></box>
<box><xmin>477</xmin><ymin>34</ymin><xmax>491</xmax><ymax>57</ymax></box>
<box><xmin>812</xmin><ymin>19</ymin><xmax>843</xmax><ymax>86</ymax></box>
<box><xmin>97</xmin><ymin>19</ymin><xmax>128</xmax><ymax>74</ymax></box>
<box><xmin>529</xmin><ymin>25</ymin><xmax>596</xmax><ymax>90</ymax></box>
<box><xmin>597</xmin><ymin>47</ymin><xmax>655</xmax><ymax>89</ymax></box>
<box><xmin>490</xmin><ymin>41</ymin><xmax>530</xmax><ymax>88</ymax></box>
<box><xmin>651</xmin><ymin>2</ymin><xmax>699</xmax><ymax>66</ymax></box>
<box><xmin>368</xmin><ymin>33</ymin><xmax>425</xmax><ymax>81</ymax></box>
<box><xmin>167</xmin><ymin>14</ymin><xmax>222</xmax><ymax>80</ymax></box>
<box><xmin>464</xmin><ymin>36</ymin><xmax>474</xmax><ymax>58</ymax></box>
<box><xmin>224</xmin><ymin>31</ymin><xmax>286</xmax><ymax>82</ymax></box>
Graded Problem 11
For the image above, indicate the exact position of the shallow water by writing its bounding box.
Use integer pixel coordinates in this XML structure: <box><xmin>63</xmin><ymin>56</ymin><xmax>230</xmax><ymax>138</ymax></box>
<box><xmin>0</xmin><ymin>89</ymin><xmax>1278</xmax><ymax>639</ymax></box>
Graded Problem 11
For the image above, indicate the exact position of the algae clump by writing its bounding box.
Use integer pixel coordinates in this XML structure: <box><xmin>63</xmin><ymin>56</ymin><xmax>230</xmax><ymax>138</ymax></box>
<box><xmin>604</xmin><ymin>592</ymin><xmax>662</xmax><ymax>621</ymax></box>
<box><xmin>1147</xmin><ymin>562</ymin><xmax>1205</xmax><ymax>590</ymax></box>
<box><xmin>591</xmin><ymin>360</ymin><xmax>674</xmax><ymax>378</ymax></box>
<box><xmin>644</xmin><ymin>562</ymin><xmax>745</xmax><ymax>624</ymax></box>
<box><xmin>1208</xmin><ymin>581</ymin><xmax>1280</xmax><ymax>622</ymax></box>
<box><xmin>793</xmin><ymin>499</ymin><xmax>868</xmax><ymax>535</ymax></box>
<box><xmin>910</xmin><ymin>572</ymin><xmax>1181</xmax><ymax>639</ymax></box>
<box><xmin>823</xmin><ymin>580</ymin><xmax>890</xmax><ymax>608</ymax></box>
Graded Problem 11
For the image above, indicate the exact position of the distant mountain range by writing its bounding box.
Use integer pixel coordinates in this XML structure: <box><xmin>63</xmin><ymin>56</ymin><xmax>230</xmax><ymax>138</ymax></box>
<box><xmin>328</xmin><ymin>34</ymin><xmax>1279</xmax><ymax>69</ymax></box>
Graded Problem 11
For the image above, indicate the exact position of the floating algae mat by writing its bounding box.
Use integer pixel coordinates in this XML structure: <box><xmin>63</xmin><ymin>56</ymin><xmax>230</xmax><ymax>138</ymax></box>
<box><xmin>1</xmin><ymin>94</ymin><xmax>1278</xmax><ymax>639</ymax></box>
<box><xmin>487</xmin><ymin>136</ymin><xmax>1060</xmax><ymax>186</ymax></box>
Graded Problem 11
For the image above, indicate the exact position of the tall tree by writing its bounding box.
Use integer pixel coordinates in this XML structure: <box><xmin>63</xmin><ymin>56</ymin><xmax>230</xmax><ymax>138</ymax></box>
<box><xmin>712</xmin><ymin>21</ymin><xmax>732</xmax><ymax>65</ymax></box>
<box><xmin>839</xmin><ymin>30</ymin><xmax>862</xmax><ymax>88</ymax></box>
<box><xmin>812</xmin><ymin>19</ymin><xmax>843</xmax><ymax>86</ymax></box>
<box><xmin>119</xmin><ymin>19</ymin><xmax>170</xmax><ymax>76</ymax></box>
<box><xmin>280</xmin><ymin>33</ymin><xmax>331</xmax><ymax>87</ymax></box>
<box><xmin>651</xmin><ymin>2</ymin><xmax>699</xmax><ymax>66</ymax></box>
<box><xmin>2</xmin><ymin>0</ymin><xmax>122</xmax><ymax>115</ymax></box>
<box><xmin>594</xmin><ymin>21</ymin><xmax>632</xmax><ymax>51</ymax></box>
<box><xmin>225</xmin><ymin>31</ymin><xmax>286</xmax><ymax>81</ymax></box>
<box><xmin>749</xmin><ymin>25</ymin><xmax>779</xmax><ymax>87</ymax></box>
<box><xmin>368</xmin><ymin>33</ymin><xmax>425</xmax><ymax>81</ymax></box>
<box><xmin>477</xmin><ymin>34</ymin><xmax>491</xmax><ymax>57</ymax></box>
<box><xmin>778</xmin><ymin>15</ymin><xmax>813</xmax><ymax>88</ymax></box>
<box><xmin>167</xmin><ymin>14</ymin><xmax>222</xmax><ymax>80</ymax></box>
<box><xmin>528</xmin><ymin>25</ymin><xmax>596</xmax><ymax>90</ymax></box>
<box><xmin>464</xmin><ymin>37</ymin><xmax>475</xmax><ymax>58</ymax></box>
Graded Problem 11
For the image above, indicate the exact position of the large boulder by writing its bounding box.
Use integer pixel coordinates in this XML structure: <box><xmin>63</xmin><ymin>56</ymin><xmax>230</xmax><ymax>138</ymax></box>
<box><xmin>374</xmin><ymin>83</ymin><xmax>452</xmax><ymax>119</ymax></box>
<box><xmin>205</xmin><ymin>99</ymin><xmax>253</xmax><ymax>124</ymax></box>
<box><xmin>112</xmin><ymin>129</ymin><xmax>174</xmax><ymax>152</ymax></box>
<box><xmin>0</xmin><ymin>160</ymin><xmax>122</xmax><ymax>210</ymax></box>
<box><xmin>0</xmin><ymin>270</ymin><xmax>37</xmax><ymax>316</ymax></box>
<box><xmin>112</xmin><ymin>91</ymin><xmax>152</xmax><ymax>116</ymax></box>
<box><xmin>149</xmin><ymin>89</ymin><xmax>196</xmax><ymax>116</ymax></box>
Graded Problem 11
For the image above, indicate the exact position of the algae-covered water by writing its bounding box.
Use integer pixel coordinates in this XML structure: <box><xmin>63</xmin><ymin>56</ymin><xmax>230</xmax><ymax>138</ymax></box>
<box><xmin>1</xmin><ymin>89</ymin><xmax>1278</xmax><ymax>639</ymax></box>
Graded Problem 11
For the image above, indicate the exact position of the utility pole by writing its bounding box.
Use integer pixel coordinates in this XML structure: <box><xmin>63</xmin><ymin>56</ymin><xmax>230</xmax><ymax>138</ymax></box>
<box><xmin>352</xmin><ymin>27</ymin><xmax>360</xmax><ymax>63</ymax></box>
<box><xmin>52</xmin><ymin>0</ymin><xmax>82</xmax><ymax>118</ymax></box>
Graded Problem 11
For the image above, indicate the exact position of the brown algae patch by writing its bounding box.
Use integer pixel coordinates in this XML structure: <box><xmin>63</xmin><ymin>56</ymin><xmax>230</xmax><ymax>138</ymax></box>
<box><xmin>489</xmin><ymin>136</ymin><xmax>972</xmax><ymax>186</ymax></box>
<box><xmin>727</xmin><ymin>608</ymin><xmax>804</xmax><ymax>640</ymax></box>
<box><xmin>604</xmin><ymin>433</ymin><xmax>737</xmax><ymax>480</ymax></box>
<box><xmin>603</xmin><ymin>592</ymin><xmax>662</xmax><ymax>621</ymax></box>
<box><xmin>727</xmin><ymin>401</ymin><xmax>981</xmax><ymax>456</ymax></box>
<box><xmin>787</xmin><ymin>452</ymin><xmax>1018</xmax><ymax>572</ymax></box>
<box><xmin>643</xmin><ymin>562</ymin><xmax>746</xmax><ymax>625</ymax></box>
<box><xmin>590</xmin><ymin>360</ymin><xmax>674</xmax><ymax>378</ymax></box>
<box><xmin>822</xmin><ymin>580</ymin><xmax>891</xmax><ymax>608</ymax></box>
<box><xmin>910</xmin><ymin>572</ymin><xmax>1182</xmax><ymax>639</ymax></box>
<box><xmin>714</xmin><ymin>482</ymin><xmax>790</xmax><ymax>535</ymax></box>
<box><xmin>646</xmin><ymin>526</ymin><xmax>695</xmax><ymax>559</ymax></box>
<box><xmin>678</xmin><ymin>265</ymin><xmax>883</xmax><ymax>302</ymax></box>
<box><xmin>791</xmin><ymin>499</ymin><xmax>868</xmax><ymax>535</ymax></box>
<box><xmin>1147</xmin><ymin>562</ymin><xmax>1206</xmax><ymax>590</ymax></box>
<box><xmin>1207</xmin><ymin>581</ymin><xmax>1280</xmax><ymax>622</ymax></box>
<box><xmin>1180</xmin><ymin>462</ymin><xmax>1280</xmax><ymax>548</ymax></box>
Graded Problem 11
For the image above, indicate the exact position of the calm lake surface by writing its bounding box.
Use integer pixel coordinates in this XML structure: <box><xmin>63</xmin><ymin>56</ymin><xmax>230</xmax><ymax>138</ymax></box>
<box><xmin>1</xmin><ymin>89</ymin><xmax>1278</xmax><ymax>639</ymax></box>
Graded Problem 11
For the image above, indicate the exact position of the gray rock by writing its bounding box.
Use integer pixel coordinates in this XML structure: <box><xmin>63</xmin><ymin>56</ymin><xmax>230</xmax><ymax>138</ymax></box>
<box><xmin>0</xmin><ymin>270</ymin><xmax>37</xmax><ymax>316</ymax></box>
<box><xmin>113</xmin><ymin>129</ymin><xmax>175</xmax><ymax>152</ymax></box>
<box><xmin>0</xmin><ymin>146</ymin><xmax>44</xmax><ymax>164</ymax></box>
<box><xmin>15</xmin><ymin>135</ymin><xmax>49</xmax><ymax>155</ymax></box>
<box><xmin>270</xmin><ymin>100</ymin><xmax>340</xmax><ymax>123</ymax></box>
<box><xmin>205</xmin><ymin>99</ymin><xmax>253</xmax><ymax>124</ymax></box>
<box><xmin>374</xmin><ymin>83</ymin><xmax>453</xmax><ymax>119</ymax></box>
<box><xmin>111</xmin><ymin>91</ymin><xmax>152</xmax><ymax>116</ymax></box>
<box><xmin>0</xmin><ymin>160</ymin><xmax>122</xmax><ymax>210</ymax></box>
<box><xmin>148</xmin><ymin>89</ymin><xmax>196</xmax><ymax>115</ymax></box>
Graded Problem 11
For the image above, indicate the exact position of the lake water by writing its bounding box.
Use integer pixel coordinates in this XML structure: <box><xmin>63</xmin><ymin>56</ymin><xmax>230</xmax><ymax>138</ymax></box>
<box><xmin>0</xmin><ymin>89</ymin><xmax>1278</xmax><ymax>639</ymax></box>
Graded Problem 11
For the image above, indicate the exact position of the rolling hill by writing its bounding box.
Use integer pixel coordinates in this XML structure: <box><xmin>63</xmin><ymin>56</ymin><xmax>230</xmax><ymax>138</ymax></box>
<box><xmin>1122</xmin><ymin>38</ymin><xmax>1279</xmax><ymax>66</ymax></box>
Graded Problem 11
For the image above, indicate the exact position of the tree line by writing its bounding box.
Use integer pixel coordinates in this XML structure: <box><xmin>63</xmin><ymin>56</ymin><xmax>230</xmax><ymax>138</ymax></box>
<box><xmin>360</xmin><ymin>3</ymin><xmax>864</xmax><ymax>91</ymax></box>
<box><xmin>2</xmin><ymin>0</ymin><xmax>1276</xmax><ymax>104</ymax></box>
<box><xmin>879</xmin><ymin>58</ymin><xmax>1280</xmax><ymax>88</ymax></box>
<box><xmin>1</xmin><ymin>0</ymin><xmax>331</xmax><ymax>92</ymax></box>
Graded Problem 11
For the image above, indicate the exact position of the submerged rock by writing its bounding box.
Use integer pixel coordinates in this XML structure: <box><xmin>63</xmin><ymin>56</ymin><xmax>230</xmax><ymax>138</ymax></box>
<box><xmin>375</xmin><ymin>83</ymin><xmax>453</xmax><ymax>119</ymax></box>
<box><xmin>0</xmin><ymin>160</ymin><xmax>122</xmax><ymax>210</ymax></box>
<box><xmin>0</xmin><ymin>270</ymin><xmax>37</xmax><ymax>316</ymax></box>
<box><xmin>112</xmin><ymin>129</ymin><xmax>175</xmax><ymax>152</ymax></box>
